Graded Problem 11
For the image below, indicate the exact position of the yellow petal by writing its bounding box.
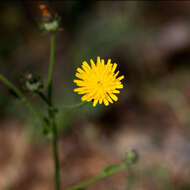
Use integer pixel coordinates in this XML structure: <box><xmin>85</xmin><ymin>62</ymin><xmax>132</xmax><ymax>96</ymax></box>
<box><xmin>101</xmin><ymin>59</ymin><xmax>105</xmax><ymax>66</ymax></box>
<box><xmin>116</xmin><ymin>84</ymin><xmax>123</xmax><ymax>89</ymax></box>
<box><xmin>103</xmin><ymin>98</ymin><xmax>109</xmax><ymax>106</ymax></box>
<box><xmin>82</xmin><ymin>61</ymin><xmax>91</xmax><ymax>72</ymax></box>
<box><xmin>75</xmin><ymin>73</ymin><xmax>84</xmax><ymax>79</ymax></box>
<box><xmin>78</xmin><ymin>90</ymin><xmax>89</xmax><ymax>94</ymax></box>
<box><xmin>82</xmin><ymin>61</ymin><xmax>91</xmax><ymax>69</ymax></box>
<box><xmin>73</xmin><ymin>80</ymin><xmax>86</xmax><ymax>87</ymax></box>
<box><xmin>110</xmin><ymin>94</ymin><xmax>118</xmax><ymax>101</ymax></box>
<box><xmin>117</xmin><ymin>75</ymin><xmax>124</xmax><ymax>81</ymax></box>
<box><xmin>114</xmin><ymin>71</ymin><xmax>119</xmax><ymax>77</ymax></box>
<box><xmin>90</xmin><ymin>59</ymin><xmax>96</xmax><ymax>69</ymax></box>
<box><xmin>107</xmin><ymin>59</ymin><xmax>111</xmax><ymax>65</ymax></box>
<box><xmin>77</xmin><ymin>68</ymin><xmax>84</xmax><ymax>73</ymax></box>
<box><xmin>97</xmin><ymin>56</ymin><xmax>101</xmax><ymax>66</ymax></box>
<box><xmin>113</xmin><ymin>90</ymin><xmax>120</xmax><ymax>94</ymax></box>
<box><xmin>97</xmin><ymin>56</ymin><xmax>100</xmax><ymax>62</ymax></box>
<box><xmin>106</xmin><ymin>94</ymin><xmax>113</xmax><ymax>103</ymax></box>
<box><xmin>73</xmin><ymin>79</ymin><xmax>81</xmax><ymax>83</ymax></box>
<box><xmin>93</xmin><ymin>99</ymin><xmax>98</xmax><ymax>107</ymax></box>
<box><xmin>81</xmin><ymin>94</ymin><xmax>91</xmax><ymax>101</ymax></box>
<box><xmin>112</xmin><ymin>63</ymin><xmax>117</xmax><ymax>72</ymax></box>
<box><xmin>74</xmin><ymin>88</ymin><xmax>83</xmax><ymax>92</ymax></box>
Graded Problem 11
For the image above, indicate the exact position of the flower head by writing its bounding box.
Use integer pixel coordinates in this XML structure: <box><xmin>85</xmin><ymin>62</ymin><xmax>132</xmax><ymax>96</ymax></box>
<box><xmin>73</xmin><ymin>57</ymin><xmax>124</xmax><ymax>107</ymax></box>
<box><xmin>38</xmin><ymin>3</ymin><xmax>61</xmax><ymax>32</ymax></box>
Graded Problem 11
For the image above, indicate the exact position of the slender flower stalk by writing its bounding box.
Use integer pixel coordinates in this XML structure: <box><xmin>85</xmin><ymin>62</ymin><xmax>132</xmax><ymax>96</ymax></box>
<box><xmin>67</xmin><ymin>150</ymin><xmax>138</xmax><ymax>190</ymax></box>
<box><xmin>68</xmin><ymin>163</ymin><xmax>126</xmax><ymax>190</ymax></box>
<box><xmin>48</xmin><ymin>32</ymin><xmax>56</xmax><ymax>103</ymax></box>
<box><xmin>51</xmin><ymin>118</ymin><xmax>60</xmax><ymax>190</ymax></box>
<box><xmin>62</xmin><ymin>101</ymin><xmax>87</xmax><ymax>109</ymax></box>
<box><xmin>47</xmin><ymin>32</ymin><xmax>60</xmax><ymax>190</ymax></box>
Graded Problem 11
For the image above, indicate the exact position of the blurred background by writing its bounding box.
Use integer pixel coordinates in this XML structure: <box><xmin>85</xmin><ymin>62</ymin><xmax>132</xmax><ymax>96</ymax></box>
<box><xmin>1</xmin><ymin>1</ymin><xmax>190</xmax><ymax>190</ymax></box>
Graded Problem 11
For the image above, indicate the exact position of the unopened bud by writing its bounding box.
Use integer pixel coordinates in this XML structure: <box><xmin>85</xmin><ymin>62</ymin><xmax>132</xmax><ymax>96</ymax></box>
<box><xmin>41</xmin><ymin>19</ymin><xmax>59</xmax><ymax>32</ymax></box>
<box><xmin>23</xmin><ymin>73</ymin><xmax>43</xmax><ymax>92</ymax></box>
<box><xmin>124</xmin><ymin>149</ymin><xmax>138</xmax><ymax>165</ymax></box>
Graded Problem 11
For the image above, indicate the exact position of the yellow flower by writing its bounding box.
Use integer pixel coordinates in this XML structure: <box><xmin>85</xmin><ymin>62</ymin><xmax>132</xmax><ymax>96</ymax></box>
<box><xmin>73</xmin><ymin>56</ymin><xmax>124</xmax><ymax>107</ymax></box>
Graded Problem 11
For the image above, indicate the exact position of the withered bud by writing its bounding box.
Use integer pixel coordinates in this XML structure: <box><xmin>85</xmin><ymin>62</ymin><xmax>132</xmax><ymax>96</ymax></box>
<box><xmin>22</xmin><ymin>72</ymin><xmax>43</xmax><ymax>93</ymax></box>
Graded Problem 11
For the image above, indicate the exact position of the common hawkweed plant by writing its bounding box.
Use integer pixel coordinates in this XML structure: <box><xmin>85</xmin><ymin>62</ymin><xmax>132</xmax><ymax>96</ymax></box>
<box><xmin>0</xmin><ymin>4</ymin><xmax>138</xmax><ymax>190</ymax></box>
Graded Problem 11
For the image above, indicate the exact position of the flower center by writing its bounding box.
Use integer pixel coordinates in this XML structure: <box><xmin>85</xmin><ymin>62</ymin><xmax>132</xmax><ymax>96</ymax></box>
<box><xmin>97</xmin><ymin>80</ymin><xmax>103</xmax><ymax>86</ymax></box>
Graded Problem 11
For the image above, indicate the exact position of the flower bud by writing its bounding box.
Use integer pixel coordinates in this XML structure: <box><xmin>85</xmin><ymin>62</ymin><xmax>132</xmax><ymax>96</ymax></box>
<box><xmin>38</xmin><ymin>4</ymin><xmax>61</xmax><ymax>32</ymax></box>
<box><xmin>41</xmin><ymin>19</ymin><xmax>60</xmax><ymax>32</ymax></box>
<box><xmin>23</xmin><ymin>73</ymin><xmax>43</xmax><ymax>93</ymax></box>
<box><xmin>124</xmin><ymin>149</ymin><xmax>138</xmax><ymax>165</ymax></box>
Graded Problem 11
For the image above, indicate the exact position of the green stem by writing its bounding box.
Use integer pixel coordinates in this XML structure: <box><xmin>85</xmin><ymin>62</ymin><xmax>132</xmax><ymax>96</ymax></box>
<box><xmin>47</xmin><ymin>32</ymin><xmax>56</xmax><ymax>104</ymax></box>
<box><xmin>126</xmin><ymin>166</ymin><xmax>135</xmax><ymax>190</ymax></box>
<box><xmin>62</xmin><ymin>101</ymin><xmax>87</xmax><ymax>109</ymax></box>
<box><xmin>51</xmin><ymin>119</ymin><xmax>60</xmax><ymax>190</ymax></box>
<box><xmin>47</xmin><ymin>31</ymin><xmax>60</xmax><ymax>190</ymax></box>
<box><xmin>37</xmin><ymin>91</ymin><xmax>51</xmax><ymax>106</ymax></box>
<box><xmin>67</xmin><ymin>163</ymin><xmax>126</xmax><ymax>190</ymax></box>
<box><xmin>0</xmin><ymin>74</ymin><xmax>48</xmax><ymax>128</ymax></box>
